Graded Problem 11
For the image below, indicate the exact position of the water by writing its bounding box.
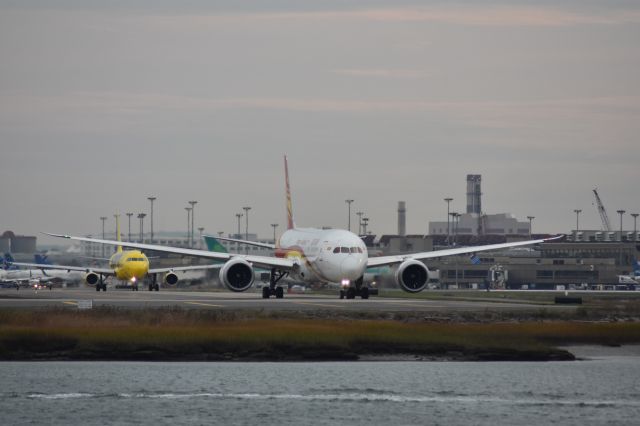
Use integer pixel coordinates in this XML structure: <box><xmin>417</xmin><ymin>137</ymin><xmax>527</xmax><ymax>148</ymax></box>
<box><xmin>2</xmin><ymin>358</ymin><xmax>640</xmax><ymax>425</ymax></box>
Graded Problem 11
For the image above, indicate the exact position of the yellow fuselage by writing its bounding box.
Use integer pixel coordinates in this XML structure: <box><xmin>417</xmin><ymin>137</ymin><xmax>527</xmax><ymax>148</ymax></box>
<box><xmin>108</xmin><ymin>250</ymin><xmax>149</xmax><ymax>282</ymax></box>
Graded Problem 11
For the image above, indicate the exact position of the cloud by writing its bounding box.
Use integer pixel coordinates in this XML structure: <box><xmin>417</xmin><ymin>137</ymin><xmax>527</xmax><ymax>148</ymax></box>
<box><xmin>3</xmin><ymin>91</ymin><xmax>638</xmax><ymax>139</ymax></box>
<box><xmin>129</xmin><ymin>5</ymin><xmax>640</xmax><ymax>28</ymax></box>
<box><xmin>331</xmin><ymin>68</ymin><xmax>429</xmax><ymax>79</ymax></box>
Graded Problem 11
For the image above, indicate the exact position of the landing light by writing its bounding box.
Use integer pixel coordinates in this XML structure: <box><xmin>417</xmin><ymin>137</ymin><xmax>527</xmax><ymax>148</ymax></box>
<box><xmin>341</xmin><ymin>279</ymin><xmax>350</xmax><ymax>287</ymax></box>
<box><xmin>131</xmin><ymin>277</ymin><xmax>137</xmax><ymax>283</ymax></box>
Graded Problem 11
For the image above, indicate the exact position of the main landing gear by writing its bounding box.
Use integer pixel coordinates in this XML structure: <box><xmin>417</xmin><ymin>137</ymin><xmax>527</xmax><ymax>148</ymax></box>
<box><xmin>262</xmin><ymin>269</ymin><xmax>288</xmax><ymax>299</ymax></box>
<box><xmin>339</xmin><ymin>276</ymin><xmax>369</xmax><ymax>300</ymax></box>
<box><xmin>148</xmin><ymin>275</ymin><xmax>159</xmax><ymax>292</ymax></box>
<box><xmin>95</xmin><ymin>275</ymin><xmax>107</xmax><ymax>292</ymax></box>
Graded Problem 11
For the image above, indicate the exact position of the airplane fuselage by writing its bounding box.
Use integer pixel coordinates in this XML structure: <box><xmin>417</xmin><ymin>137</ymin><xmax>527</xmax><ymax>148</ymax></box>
<box><xmin>108</xmin><ymin>250</ymin><xmax>149</xmax><ymax>282</ymax></box>
<box><xmin>275</xmin><ymin>228</ymin><xmax>368</xmax><ymax>285</ymax></box>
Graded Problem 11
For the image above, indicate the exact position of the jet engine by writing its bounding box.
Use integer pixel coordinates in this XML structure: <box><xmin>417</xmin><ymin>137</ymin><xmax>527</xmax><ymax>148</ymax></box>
<box><xmin>219</xmin><ymin>258</ymin><xmax>254</xmax><ymax>292</ymax></box>
<box><xmin>164</xmin><ymin>272</ymin><xmax>178</xmax><ymax>286</ymax></box>
<box><xmin>395</xmin><ymin>259</ymin><xmax>429</xmax><ymax>293</ymax></box>
<box><xmin>84</xmin><ymin>272</ymin><xmax>99</xmax><ymax>285</ymax></box>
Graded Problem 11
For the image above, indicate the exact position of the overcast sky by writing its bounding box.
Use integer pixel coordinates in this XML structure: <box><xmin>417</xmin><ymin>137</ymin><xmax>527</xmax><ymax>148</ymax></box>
<box><xmin>1</xmin><ymin>0</ymin><xmax>639</xmax><ymax>242</ymax></box>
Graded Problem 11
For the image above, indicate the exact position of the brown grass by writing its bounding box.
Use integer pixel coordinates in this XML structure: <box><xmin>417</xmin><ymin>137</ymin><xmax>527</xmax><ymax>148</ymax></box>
<box><xmin>1</xmin><ymin>308</ymin><xmax>639</xmax><ymax>361</ymax></box>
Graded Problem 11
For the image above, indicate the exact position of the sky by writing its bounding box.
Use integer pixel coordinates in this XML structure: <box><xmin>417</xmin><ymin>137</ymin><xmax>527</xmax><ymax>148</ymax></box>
<box><xmin>1</xmin><ymin>0</ymin><xmax>639</xmax><ymax>242</ymax></box>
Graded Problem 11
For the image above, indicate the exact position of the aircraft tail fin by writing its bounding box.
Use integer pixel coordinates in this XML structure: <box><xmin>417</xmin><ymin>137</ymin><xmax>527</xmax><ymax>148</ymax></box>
<box><xmin>284</xmin><ymin>155</ymin><xmax>295</xmax><ymax>230</ymax></box>
<box><xmin>3</xmin><ymin>253</ymin><xmax>15</xmax><ymax>270</ymax></box>
<box><xmin>115</xmin><ymin>214</ymin><xmax>122</xmax><ymax>253</ymax></box>
<box><xmin>203</xmin><ymin>236</ymin><xmax>229</xmax><ymax>254</ymax></box>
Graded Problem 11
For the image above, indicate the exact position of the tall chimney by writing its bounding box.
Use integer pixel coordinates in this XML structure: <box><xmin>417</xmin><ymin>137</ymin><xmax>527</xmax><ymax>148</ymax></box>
<box><xmin>398</xmin><ymin>201</ymin><xmax>406</xmax><ymax>236</ymax></box>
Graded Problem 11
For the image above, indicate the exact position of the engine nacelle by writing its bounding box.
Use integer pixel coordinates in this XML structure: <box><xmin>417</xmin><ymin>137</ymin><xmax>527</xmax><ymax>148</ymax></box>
<box><xmin>84</xmin><ymin>272</ymin><xmax>99</xmax><ymax>286</ymax></box>
<box><xmin>395</xmin><ymin>259</ymin><xmax>429</xmax><ymax>293</ymax></box>
<box><xmin>219</xmin><ymin>258</ymin><xmax>254</xmax><ymax>292</ymax></box>
<box><xmin>164</xmin><ymin>272</ymin><xmax>179</xmax><ymax>286</ymax></box>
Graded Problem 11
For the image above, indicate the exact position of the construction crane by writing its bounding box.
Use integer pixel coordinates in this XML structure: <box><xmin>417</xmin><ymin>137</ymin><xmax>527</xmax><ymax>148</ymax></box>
<box><xmin>593</xmin><ymin>188</ymin><xmax>612</xmax><ymax>231</ymax></box>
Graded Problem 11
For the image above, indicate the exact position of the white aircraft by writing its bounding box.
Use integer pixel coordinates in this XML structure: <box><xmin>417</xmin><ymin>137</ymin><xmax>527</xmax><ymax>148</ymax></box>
<box><xmin>44</xmin><ymin>156</ymin><xmax>562</xmax><ymax>299</ymax></box>
<box><xmin>1</xmin><ymin>255</ymin><xmax>84</xmax><ymax>287</ymax></box>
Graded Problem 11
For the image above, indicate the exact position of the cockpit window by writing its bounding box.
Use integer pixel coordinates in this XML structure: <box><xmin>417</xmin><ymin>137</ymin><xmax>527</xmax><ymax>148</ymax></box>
<box><xmin>340</xmin><ymin>247</ymin><xmax>350</xmax><ymax>253</ymax></box>
<box><xmin>333</xmin><ymin>247</ymin><xmax>340</xmax><ymax>253</ymax></box>
<box><xmin>350</xmin><ymin>247</ymin><xmax>358</xmax><ymax>253</ymax></box>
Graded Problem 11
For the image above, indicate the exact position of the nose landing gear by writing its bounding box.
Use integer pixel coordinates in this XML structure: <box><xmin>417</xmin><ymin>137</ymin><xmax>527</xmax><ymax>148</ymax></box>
<box><xmin>262</xmin><ymin>268</ymin><xmax>288</xmax><ymax>299</ymax></box>
<box><xmin>339</xmin><ymin>276</ymin><xmax>369</xmax><ymax>299</ymax></box>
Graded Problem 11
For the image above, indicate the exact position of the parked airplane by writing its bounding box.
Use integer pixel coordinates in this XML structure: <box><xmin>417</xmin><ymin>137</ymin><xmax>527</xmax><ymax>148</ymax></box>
<box><xmin>44</xmin><ymin>156</ymin><xmax>562</xmax><ymax>299</ymax></box>
<box><xmin>12</xmin><ymin>216</ymin><xmax>219</xmax><ymax>292</ymax></box>
<box><xmin>1</xmin><ymin>253</ymin><xmax>83</xmax><ymax>287</ymax></box>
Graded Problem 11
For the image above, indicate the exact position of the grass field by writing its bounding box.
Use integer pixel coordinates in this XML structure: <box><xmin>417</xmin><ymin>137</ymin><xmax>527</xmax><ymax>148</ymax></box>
<box><xmin>1</xmin><ymin>308</ymin><xmax>639</xmax><ymax>361</ymax></box>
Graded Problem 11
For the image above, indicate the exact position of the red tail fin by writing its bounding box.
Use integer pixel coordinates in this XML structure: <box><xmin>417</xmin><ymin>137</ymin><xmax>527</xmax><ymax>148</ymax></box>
<box><xmin>284</xmin><ymin>155</ymin><xmax>295</xmax><ymax>230</ymax></box>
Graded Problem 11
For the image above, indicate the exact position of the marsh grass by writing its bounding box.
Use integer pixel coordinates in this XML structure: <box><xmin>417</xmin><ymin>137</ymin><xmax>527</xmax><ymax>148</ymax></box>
<box><xmin>1</xmin><ymin>308</ymin><xmax>639</xmax><ymax>361</ymax></box>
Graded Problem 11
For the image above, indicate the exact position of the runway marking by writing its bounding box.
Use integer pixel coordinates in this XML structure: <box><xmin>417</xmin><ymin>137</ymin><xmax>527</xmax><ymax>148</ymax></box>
<box><xmin>184</xmin><ymin>301</ymin><xmax>224</xmax><ymax>308</ymax></box>
<box><xmin>63</xmin><ymin>301</ymin><xmax>78</xmax><ymax>306</ymax></box>
<box><xmin>291</xmin><ymin>301</ymin><xmax>346</xmax><ymax>309</ymax></box>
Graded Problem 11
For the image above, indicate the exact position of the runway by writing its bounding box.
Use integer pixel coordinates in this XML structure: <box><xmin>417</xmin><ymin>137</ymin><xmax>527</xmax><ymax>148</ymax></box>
<box><xmin>0</xmin><ymin>287</ymin><xmax>573</xmax><ymax>312</ymax></box>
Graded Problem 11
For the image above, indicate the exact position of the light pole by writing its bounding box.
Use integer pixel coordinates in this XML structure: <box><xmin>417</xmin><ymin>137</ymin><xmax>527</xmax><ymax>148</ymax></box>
<box><xmin>185</xmin><ymin>207</ymin><xmax>191</xmax><ymax>246</ymax></box>
<box><xmin>356</xmin><ymin>211</ymin><xmax>363</xmax><ymax>235</ymax></box>
<box><xmin>454</xmin><ymin>213</ymin><xmax>461</xmax><ymax>245</ymax></box>
<box><xmin>444</xmin><ymin>197</ymin><xmax>453</xmax><ymax>245</ymax></box>
<box><xmin>271</xmin><ymin>223</ymin><xmax>278</xmax><ymax>244</ymax></box>
<box><xmin>617</xmin><ymin>209</ymin><xmax>626</xmax><ymax>266</ymax></box>
<box><xmin>632</xmin><ymin>213</ymin><xmax>639</xmax><ymax>241</ymax></box>
<box><xmin>126</xmin><ymin>213</ymin><xmax>133</xmax><ymax>242</ymax></box>
<box><xmin>235</xmin><ymin>213</ymin><xmax>243</xmax><ymax>237</ymax></box>
<box><xmin>198</xmin><ymin>227</ymin><xmax>204</xmax><ymax>249</ymax></box>
<box><xmin>137</xmin><ymin>213</ymin><xmax>146</xmax><ymax>243</ymax></box>
<box><xmin>243</xmin><ymin>206</ymin><xmax>251</xmax><ymax>254</ymax></box>
<box><xmin>362</xmin><ymin>217</ymin><xmax>369</xmax><ymax>235</ymax></box>
<box><xmin>345</xmin><ymin>199</ymin><xmax>354</xmax><ymax>232</ymax></box>
<box><xmin>100</xmin><ymin>216</ymin><xmax>107</xmax><ymax>257</ymax></box>
<box><xmin>189</xmin><ymin>200</ymin><xmax>197</xmax><ymax>248</ymax></box>
<box><xmin>527</xmin><ymin>216</ymin><xmax>535</xmax><ymax>238</ymax></box>
<box><xmin>113</xmin><ymin>213</ymin><xmax>120</xmax><ymax>239</ymax></box>
<box><xmin>574</xmin><ymin>209</ymin><xmax>582</xmax><ymax>235</ymax></box>
<box><xmin>147</xmin><ymin>197</ymin><xmax>156</xmax><ymax>244</ymax></box>
<box><xmin>449</xmin><ymin>212</ymin><xmax>458</xmax><ymax>246</ymax></box>
<box><xmin>617</xmin><ymin>210</ymin><xmax>626</xmax><ymax>242</ymax></box>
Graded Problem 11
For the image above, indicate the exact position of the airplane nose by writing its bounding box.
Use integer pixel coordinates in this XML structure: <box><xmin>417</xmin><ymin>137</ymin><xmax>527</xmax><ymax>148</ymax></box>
<box><xmin>341</xmin><ymin>256</ymin><xmax>363</xmax><ymax>279</ymax></box>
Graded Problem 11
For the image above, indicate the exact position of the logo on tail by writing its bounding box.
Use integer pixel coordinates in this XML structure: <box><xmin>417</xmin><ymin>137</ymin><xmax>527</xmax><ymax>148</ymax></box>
<box><xmin>284</xmin><ymin>155</ymin><xmax>295</xmax><ymax>230</ymax></box>
<box><xmin>2</xmin><ymin>253</ymin><xmax>16</xmax><ymax>270</ymax></box>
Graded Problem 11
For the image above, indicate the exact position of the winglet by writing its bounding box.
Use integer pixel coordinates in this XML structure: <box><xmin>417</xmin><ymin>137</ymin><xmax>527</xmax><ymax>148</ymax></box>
<box><xmin>43</xmin><ymin>232</ymin><xmax>71</xmax><ymax>239</ymax></box>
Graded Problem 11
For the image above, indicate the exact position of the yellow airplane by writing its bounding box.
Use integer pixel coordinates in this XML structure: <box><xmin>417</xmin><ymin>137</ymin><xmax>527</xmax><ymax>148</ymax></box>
<box><xmin>11</xmin><ymin>215</ymin><xmax>218</xmax><ymax>292</ymax></box>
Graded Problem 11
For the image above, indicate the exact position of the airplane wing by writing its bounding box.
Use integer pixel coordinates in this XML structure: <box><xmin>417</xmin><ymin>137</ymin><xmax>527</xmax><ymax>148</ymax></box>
<box><xmin>9</xmin><ymin>261</ymin><xmax>113</xmax><ymax>275</ymax></box>
<box><xmin>205</xmin><ymin>235</ymin><xmax>276</xmax><ymax>250</ymax></box>
<box><xmin>43</xmin><ymin>233</ymin><xmax>295</xmax><ymax>270</ymax></box>
<box><xmin>148</xmin><ymin>264</ymin><xmax>223</xmax><ymax>274</ymax></box>
<box><xmin>366</xmin><ymin>235</ymin><xmax>563</xmax><ymax>268</ymax></box>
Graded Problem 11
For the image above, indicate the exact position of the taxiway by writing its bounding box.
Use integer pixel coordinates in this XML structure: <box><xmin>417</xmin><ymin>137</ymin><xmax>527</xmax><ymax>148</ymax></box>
<box><xmin>0</xmin><ymin>287</ymin><xmax>573</xmax><ymax>312</ymax></box>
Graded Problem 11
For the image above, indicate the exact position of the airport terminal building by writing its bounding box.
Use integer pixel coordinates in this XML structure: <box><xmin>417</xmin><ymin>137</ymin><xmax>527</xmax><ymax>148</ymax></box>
<box><xmin>368</xmin><ymin>235</ymin><xmax>639</xmax><ymax>289</ymax></box>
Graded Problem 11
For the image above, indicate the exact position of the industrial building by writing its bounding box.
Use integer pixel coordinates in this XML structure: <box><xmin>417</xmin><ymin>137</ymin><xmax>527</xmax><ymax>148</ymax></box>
<box><xmin>0</xmin><ymin>231</ymin><xmax>37</xmax><ymax>254</ymax></box>
<box><xmin>428</xmin><ymin>174</ymin><xmax>532</xmax><ymax>237</ymax></box>
<box><xmin>364</xmin><ymin>183</ymin><xmax>640</xmax><ymax>289</ymax></box>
